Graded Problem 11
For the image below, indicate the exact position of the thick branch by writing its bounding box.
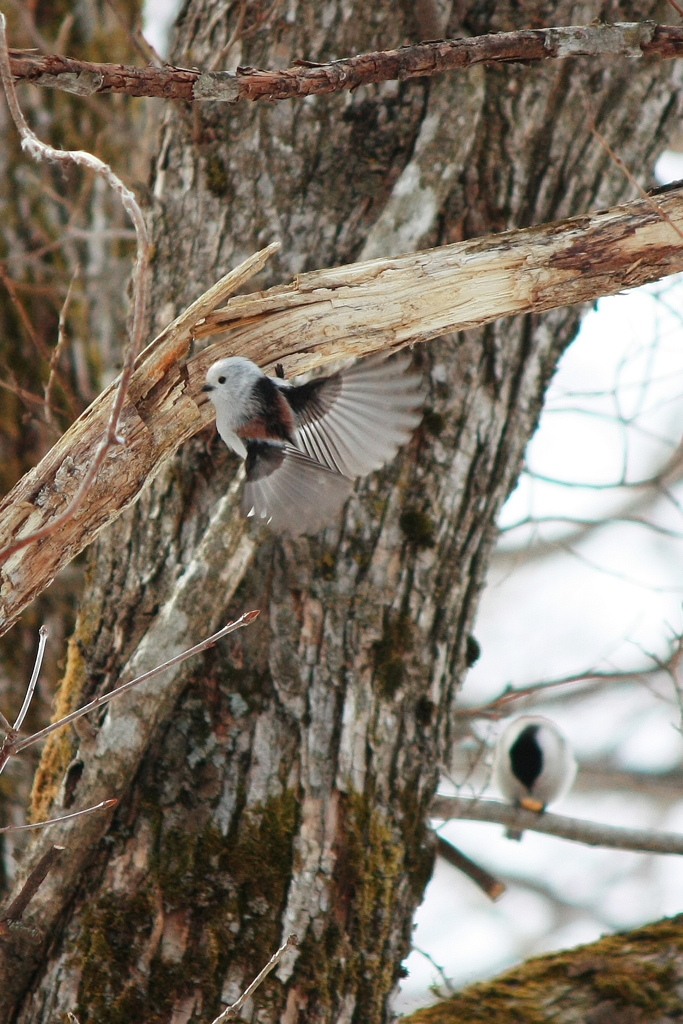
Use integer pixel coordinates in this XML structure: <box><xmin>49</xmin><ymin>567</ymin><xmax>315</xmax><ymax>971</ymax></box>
<box><xmin>432</xmin><ymin>796</ymin><xmax>683</xmax><ymax>855</ymax></box>
<box><xmin>2</xmin><ymin>188</ymin><xmax>683</xmax><ymax>636</ymax></box>
<box><xmin>8</xmin><ymin>22</ymin><xmax>683</xmax><ymax>102</ymax></box>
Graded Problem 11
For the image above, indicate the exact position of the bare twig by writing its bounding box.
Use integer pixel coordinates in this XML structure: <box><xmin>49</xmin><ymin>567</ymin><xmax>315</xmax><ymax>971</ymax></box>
<box><xmin>45</xmin><ymin>270</ymin><xmax>79</xmax><ymax>429</ymax></box>
<box><xmin>102</xmin><ymin>0</ymin><xmax>165</xmax><ymax>67</ymax></box>
<box><xmin>412</xmin><ymin>946</ymin><xmax>456</xmax><ymax>996</ymax></box>
<box><xmin>432</xmin><ymin>796</ymin><xmax>683</xmax><ymax>855</ymax></box>
<box><xmin>0</xmin><ymin>845</ymin><xmax>64</xmax><ymax>927</ymax></box>
<box><xmin>455</xmin><ymin>665</ymin><xmax>653</xmax><ymax>718</ymax></box>
<box><xmin>0</xmin><ymin>11</ymin><xmax>151</xmax><ymax>566</ymax></box>
<box><xmin>435</xmin><ymin>834</ymin><xmax>506</xmax><ymax>901</ymax></box>
<box><xmin>6</xmin><ymin>22</ymin><xmax>683</xmax><ymax>103</ymax></box>
<box><xmin>0</xmin><ymin>798</ymin><xmax>117</xmax><ymax>834</ymax></box>
<box><xmin>210</xmin><ymin>934</ymin><xmax>299</xmax><ymax>1024</ymax></box>
<box><xmin>6</xmin><ymin>611</ymin><xmax>259</xmax><ymax>761</ymax></box>
<box><xmin>588</xmin><ymin>118</ymin><xmax>683</xmax><ymax>245</ymax></box>
<box><xmin>12</xmin><ymin>624</ymin><xmax>48</xmax><ymax>732</ymax></box>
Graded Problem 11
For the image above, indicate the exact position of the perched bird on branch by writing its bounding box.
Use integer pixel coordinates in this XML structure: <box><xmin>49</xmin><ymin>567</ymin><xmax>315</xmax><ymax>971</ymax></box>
<box><xmin>493</xmin><ymin>715</ymin><xmax>577</xmax><ymax>840</ymax></box>
<box><xmin>202</xmin><ymin>351</ymin><xmax>425</xmax><ymax>535</ymax></box>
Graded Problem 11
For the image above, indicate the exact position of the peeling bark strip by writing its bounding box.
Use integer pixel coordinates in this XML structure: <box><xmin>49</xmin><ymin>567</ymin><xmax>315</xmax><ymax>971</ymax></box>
<box><xmin>8</xmin><ymin>22</ymin><xmax>683</xmax><ymax>103</ymax></box>
<box><xmin>1</xmin><ymin>189</ymin><xmax>683</xmax><ymax>638</ymax></box>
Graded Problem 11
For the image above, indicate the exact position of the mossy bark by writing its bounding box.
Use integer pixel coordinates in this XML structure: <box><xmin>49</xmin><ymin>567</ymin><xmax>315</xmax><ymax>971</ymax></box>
<box><xmin>2</xmin><ymin>2</ymin><xmax>683</xmax><ymax>1023</ymax></box>
<box><xmin>404</xmin><ymin>916</ymin><xmax>683</xmax><ymax>1024</ymax></box>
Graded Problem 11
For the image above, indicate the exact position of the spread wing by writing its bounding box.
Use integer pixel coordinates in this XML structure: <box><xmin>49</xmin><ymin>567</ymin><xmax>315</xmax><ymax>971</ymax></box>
<box><xmin>282</xmin><ymin>352</ymin><xmax>425</xmax><ymax>478</ymax></box>
<box><xmin>242</xmin><ymin>441</ymin><xmax>353</xmax><ymax>535</ymax></box>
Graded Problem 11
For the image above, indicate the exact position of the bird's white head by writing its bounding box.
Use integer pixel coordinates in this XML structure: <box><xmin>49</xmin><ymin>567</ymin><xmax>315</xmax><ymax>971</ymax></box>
<box><xmin>202</xmin><ymin>356</ymin><xmax>266</xmax><ymax>455</ymax></box>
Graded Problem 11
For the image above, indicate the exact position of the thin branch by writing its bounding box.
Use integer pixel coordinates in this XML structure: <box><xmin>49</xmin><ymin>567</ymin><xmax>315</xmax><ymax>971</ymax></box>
<box><xmin>435</xmin><ymin>834</ymin><xmax>506</xmax><ymax>901</ymax></box>
<box><xmin>6</xmin><ymin>22</ymin><xmax>683</xmax><ymax>103</ymax></box>
<box><xmin>0</xmin><ymin>845</ymin><xmax>64</xmax><ymax>927</ymax></box>
<box><xmin>500</xmin><ymin>514</ymin><xmax>683</xmax><ymax>542</ymax></box>
<box><xmin>7</xmin><ymin>611</ymin><xmax>259</xmax><ymax>760</ymax></box>
<box><xmin>12</xmin><ymin>624</ymin><xmax>47</xmax><ymax>732</ymax></box>
<box><xmin>412</xmin><ymin>947</ymin><xmax>456</xmax><ymax>996</ymax></box>
<box><xmin>0</xmin><ymin>11</ymin><xmax>151</xmax><ymax>566</ymax></box>
<box><xmin>0</xmin><ymin>798</ymin><xmax>117</xmax><ymax>834</ymax></box>
<box><xmin>210</xmin><ymin>934</ymin><xmax>299</xmax><ymax>1024</ymax></box>
<box><xmin>431</xmin><ymin>796</ymin><xmax>683</xmax><ymax>855</ymax></box>
<box><xmin>588</xmin><ymin>118</ymin><xmax>683</xmax><ymax>245</ymax></box>
<box><xmin>455</xmin><ymin>665</ymin><xmax>650</xmax><ymax>718</ymax></box>
<box><xmin>45</xmin><ymin>270</ymin><xmax>79</xmax><ymax>429</ymax></box>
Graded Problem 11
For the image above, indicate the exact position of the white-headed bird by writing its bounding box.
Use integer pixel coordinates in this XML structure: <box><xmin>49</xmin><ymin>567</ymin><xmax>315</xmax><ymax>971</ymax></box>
<box><xmin>202</xmin><ymin>351</ymin><xmax>425</xmax><ymax>535</ymax></box>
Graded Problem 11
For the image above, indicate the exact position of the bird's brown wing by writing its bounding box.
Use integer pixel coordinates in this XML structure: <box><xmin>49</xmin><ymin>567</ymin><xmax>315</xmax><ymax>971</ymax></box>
<box><xmin>283</xmin><ymin>351</ymin><xmax>425</xmax><ymax>478</ymax></box>
<box><xmin>242</xmin><ymin>441</ymin><xmax>353</xmax><ymax>535</ymax></box>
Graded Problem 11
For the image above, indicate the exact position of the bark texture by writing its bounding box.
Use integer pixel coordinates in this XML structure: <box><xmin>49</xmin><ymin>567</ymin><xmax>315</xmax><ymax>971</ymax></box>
<box><xmin>2</xmin><ymin>1</ymin><xmax>683</xmax><ymax>1023</ymax></box>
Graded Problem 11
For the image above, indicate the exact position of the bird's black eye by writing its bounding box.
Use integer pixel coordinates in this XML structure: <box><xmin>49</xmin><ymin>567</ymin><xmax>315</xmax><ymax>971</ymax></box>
<box><xmin>218</xmin><ymin>376</ymin><xmax>226</xmax><ymax>384</ymax></box>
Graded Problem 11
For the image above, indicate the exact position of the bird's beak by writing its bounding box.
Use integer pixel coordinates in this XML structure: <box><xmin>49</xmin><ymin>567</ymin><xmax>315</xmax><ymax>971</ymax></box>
<box><xmin>201</xmin><ymin>384</ymin><xmax>214</xmax><ymax>392</ymax></box>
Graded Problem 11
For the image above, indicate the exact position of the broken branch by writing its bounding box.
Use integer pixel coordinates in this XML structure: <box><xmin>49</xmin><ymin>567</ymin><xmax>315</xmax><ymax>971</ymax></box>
<box><xmin>2</xmin><ymin>188</ymin><xmax>683</xmax><ymax>636</ymax></box>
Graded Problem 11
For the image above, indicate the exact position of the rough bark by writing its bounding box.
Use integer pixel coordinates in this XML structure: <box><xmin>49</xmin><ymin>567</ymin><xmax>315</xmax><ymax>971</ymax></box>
<box><xmin>2</xmin><ymin>1</ymin><xmax>683</xmax><ymax>1023</ymax></box>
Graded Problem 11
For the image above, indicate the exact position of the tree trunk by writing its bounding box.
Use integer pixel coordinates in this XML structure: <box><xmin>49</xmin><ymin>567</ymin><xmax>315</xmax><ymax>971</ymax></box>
<box><xmin>2</xmin><ymin>2</ymin><xmax>683</xmax><ymax>1022</ymax></box>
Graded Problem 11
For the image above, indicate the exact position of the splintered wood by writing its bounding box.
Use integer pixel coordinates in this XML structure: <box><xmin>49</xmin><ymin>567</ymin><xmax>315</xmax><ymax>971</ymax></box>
<box><xmin>1</xmin><ymin>190</ymin><xmax>683</xmax><ymax>637</ymax></box>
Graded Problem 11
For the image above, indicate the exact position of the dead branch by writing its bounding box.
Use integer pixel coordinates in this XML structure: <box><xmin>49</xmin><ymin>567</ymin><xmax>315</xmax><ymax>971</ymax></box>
<box><xmin>432</xmin><ymin>796</ymin><xmax>683</xmax><ymax>854</ymax></box>
<box><xmin>455</xmin><ymin>663</ymin><xmax>662</xmax><ymax>718</ymax></box>
<box><xmin>0</xmin><ymin>798</ymin><xmax>117</xmax><ymax>834</ymax></box>
<box><xmin>2</xmin><ymin>187</ymin><xmax>683</xmax><ymax>637</ymax></box>
<box><xmin>0</xmin><ymin>845</ymin><xmax>63</xmax><ymax>930</ymax></box>
<box><xmin>7</xmin><ymin>22</ymin><xmax>683</xmax><ymax>103</ymax></box>
<box><xmin>435</xmin><ymin>834</ymin><xmax>506</xmax><ymax>901</ymax></box>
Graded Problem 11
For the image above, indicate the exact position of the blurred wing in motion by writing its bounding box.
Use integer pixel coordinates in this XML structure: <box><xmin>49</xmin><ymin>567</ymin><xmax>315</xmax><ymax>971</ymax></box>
<box><xmin>284</xmin><ymin>352</ymin><xmax>425</xmax><ymax>478</ymax></box>
<box><xmin>242</xmin><ymin>441</ymin><xmax>354</xmax><ymax>535</ymax></box>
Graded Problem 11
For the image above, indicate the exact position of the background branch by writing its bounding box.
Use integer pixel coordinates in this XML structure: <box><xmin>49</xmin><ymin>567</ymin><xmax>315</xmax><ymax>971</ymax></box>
<box><xmin>432</xmin><ymin>796</ymin><xmax>683</xmax><ymax>855</ymax></box>
<box><xmin>435</xmin><ymin>835</ymin><xmax>506</xmax><ymax>901</ymax></box>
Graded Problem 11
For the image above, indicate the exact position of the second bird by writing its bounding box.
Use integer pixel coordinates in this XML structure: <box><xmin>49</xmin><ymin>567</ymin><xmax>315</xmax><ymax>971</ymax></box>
<box><xmin>202</xmin><ymin>351</ymin><xmax>425</xmax><ymax>535</ymax></box>
<box><xmin>494</xmin><ymin>715</ymin><xmax>577</xmax><ymax>840</ymax></box>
